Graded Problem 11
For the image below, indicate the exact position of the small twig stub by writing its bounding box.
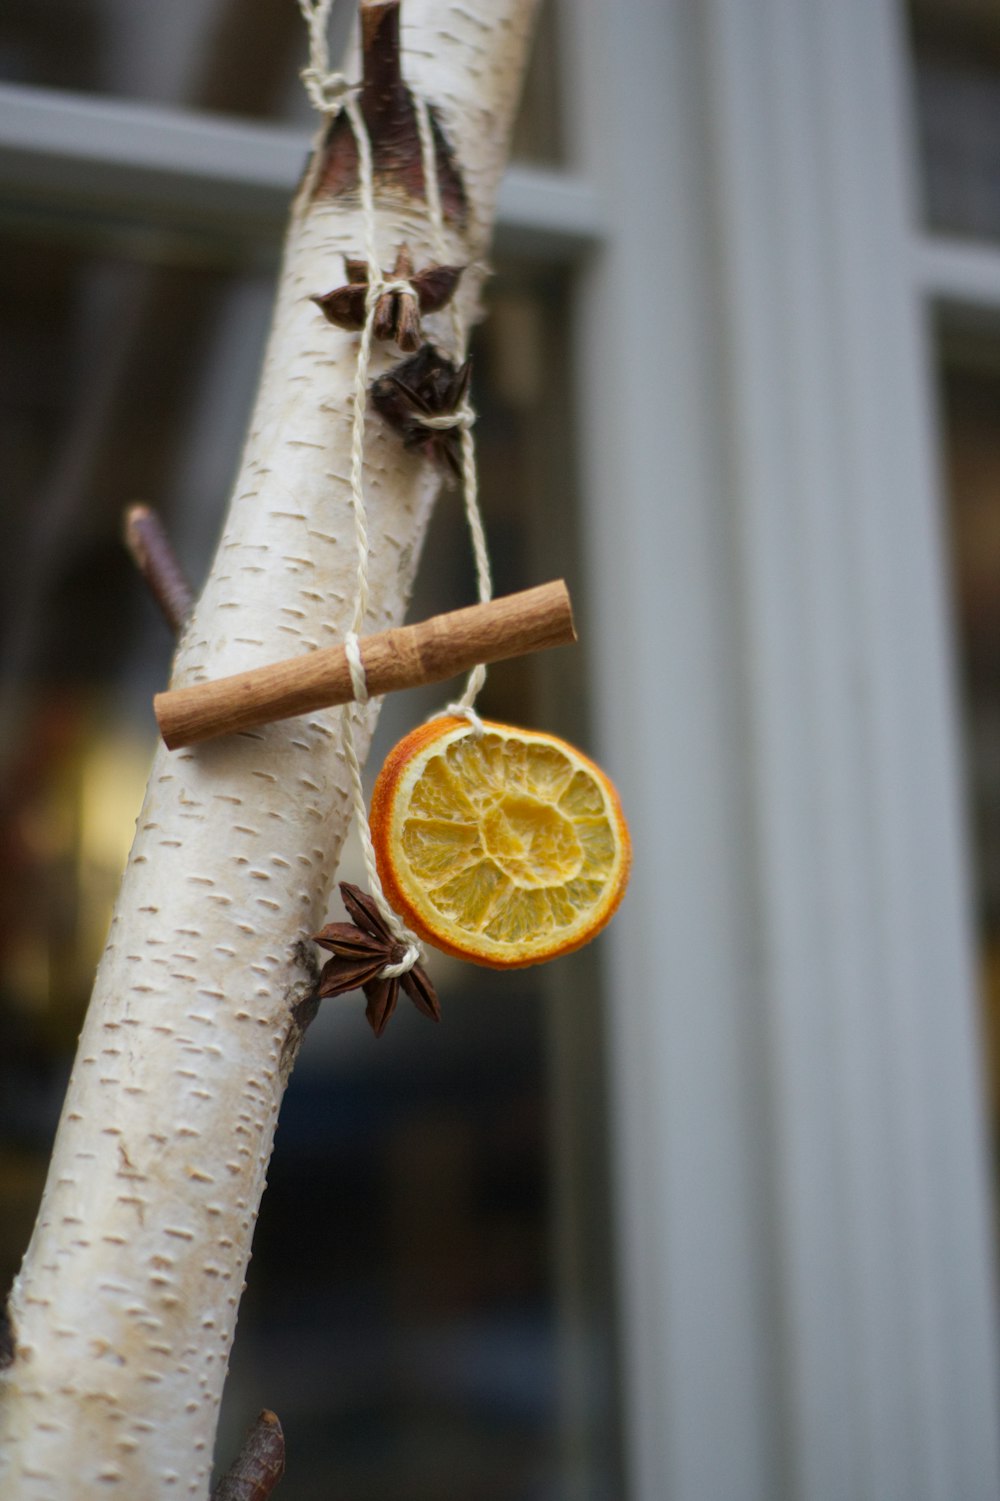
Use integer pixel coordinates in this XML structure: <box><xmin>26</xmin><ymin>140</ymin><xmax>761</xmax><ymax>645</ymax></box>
<box><xmin>211</xmin><ymin>1409</ymin><xmax>285</xmax><ymax>1501</ymax></box>
<box><xmin>123</xmin><ymin>504</ymin><xmax>194</xmax><ymax>637</ymax></box>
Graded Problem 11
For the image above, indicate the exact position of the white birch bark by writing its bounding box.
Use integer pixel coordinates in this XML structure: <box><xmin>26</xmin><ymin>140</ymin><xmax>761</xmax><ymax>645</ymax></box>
<box><xmin>0</xmin><ymin>4</ymin><xmax>538</xmax><ymax>1494</ymax></box>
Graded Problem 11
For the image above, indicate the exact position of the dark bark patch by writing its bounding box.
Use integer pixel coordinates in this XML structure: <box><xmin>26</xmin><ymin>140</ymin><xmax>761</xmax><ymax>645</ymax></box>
<box><xmin>0</xmin><ymin>1301</ymin><xmax>15</xmax><ymax>1370</ymax></box>
<box><xmin>278</xmin><ymin>942</ymin><xmax>321</xmax><ymax>1081</ymax></box>
<box><xmin>308</xmin><ymin>3</ymin><xmax>466</xmax><ymax>225</ymax></box>
<box><xmin>312</xmin><ymin>95</ymin><xmax>466</xmax><ymax>227</ymax></box>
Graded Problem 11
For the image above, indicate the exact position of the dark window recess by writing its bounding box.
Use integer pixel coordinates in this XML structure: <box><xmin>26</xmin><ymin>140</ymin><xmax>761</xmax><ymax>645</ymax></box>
<box><xmin>910</xmin><ymin>1</ymin><xmax>1000</xmax><ymax>241</ymax></box>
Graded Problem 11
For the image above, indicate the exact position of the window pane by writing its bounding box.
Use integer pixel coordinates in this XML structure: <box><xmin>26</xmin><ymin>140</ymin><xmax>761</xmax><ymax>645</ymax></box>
<box><xmin>909</xmin><ymin>0</ymin><xmax>1000</xmax><ymax>241</ymax></box>
<box><xmin>0</xmin><ymin>225</ymin><xmax>618</xmax><ymax>1497</ymax></box>
<box><xmin>0</xmin><ymin>0</ymin><xmax>563</xmax><ymax>165</ymax></box>
<box><xmin>934</xmin><ymin>332</ymin><xmax>1000</xmax><ymax>1184</ymax></box>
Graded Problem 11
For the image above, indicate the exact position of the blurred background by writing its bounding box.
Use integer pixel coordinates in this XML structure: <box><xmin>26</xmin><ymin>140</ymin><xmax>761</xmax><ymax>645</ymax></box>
<box><xmin>1</xmin><ymin>1</ymin><xmax>999</xmax><ymax>1498</ymax></box>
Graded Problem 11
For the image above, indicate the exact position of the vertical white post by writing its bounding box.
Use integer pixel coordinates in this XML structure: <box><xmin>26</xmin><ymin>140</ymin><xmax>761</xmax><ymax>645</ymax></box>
<box><xmin>565</xmin><ymin>2</ymin><xmax>782</xmax><ymax>1497</ymax></box>
<box><xmin>565</xmin><ymin>0</ymin><xmax>1000</xmax><ymax>1497</ymax></box>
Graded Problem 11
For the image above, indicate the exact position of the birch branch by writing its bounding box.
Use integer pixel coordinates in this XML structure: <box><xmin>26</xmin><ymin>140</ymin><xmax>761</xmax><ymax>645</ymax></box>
<box><xmin>0</xmin><ymin>2</ymin><xmax>540</xmax><ymax>1495</ymax></box>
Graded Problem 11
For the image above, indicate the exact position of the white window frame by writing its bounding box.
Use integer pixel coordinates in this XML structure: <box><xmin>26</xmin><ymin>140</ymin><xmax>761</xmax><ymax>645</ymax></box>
<box><xmin>4</xmin><ymin>0</ymin><xmax>1000</xmax><ymax>1494</ymax></box>
<box><xmin>0</xmin><ymin>81</ymin><xmax>602</xmax><ymax>261</ymax></box>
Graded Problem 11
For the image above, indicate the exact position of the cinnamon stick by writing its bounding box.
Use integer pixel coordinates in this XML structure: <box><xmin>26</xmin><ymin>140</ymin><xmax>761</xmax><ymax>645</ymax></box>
<box><xmin>155</xmin><ymin>580</ymin><xmax>575</xmax><ymax>749</ymax></box>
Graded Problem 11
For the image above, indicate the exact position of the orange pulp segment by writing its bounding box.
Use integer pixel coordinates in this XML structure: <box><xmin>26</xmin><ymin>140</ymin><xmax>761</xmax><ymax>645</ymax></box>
<box><xmin>370</xmin><ymin>717</ymin><xmax>631</xmax><ymax>968</ymax></box>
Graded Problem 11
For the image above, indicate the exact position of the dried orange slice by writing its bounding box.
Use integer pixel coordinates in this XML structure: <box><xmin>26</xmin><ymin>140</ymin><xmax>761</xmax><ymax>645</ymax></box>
<box><xmin>370</xmin><ymin>717</ymin><xmax>631</xmax><ymax>968</ymax></box>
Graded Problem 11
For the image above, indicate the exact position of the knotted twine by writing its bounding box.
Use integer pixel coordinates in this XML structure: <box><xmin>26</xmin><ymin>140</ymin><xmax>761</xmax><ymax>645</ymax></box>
<box><xmin>297</xmin><ymin>1</ymin><xmax>494</xmax><ymax>977</ymax></box>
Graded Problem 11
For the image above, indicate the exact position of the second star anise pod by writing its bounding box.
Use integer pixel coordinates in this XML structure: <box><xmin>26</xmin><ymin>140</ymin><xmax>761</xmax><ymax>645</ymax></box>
<box><xmin>370</xmin><ymin>342</ymin><xmax>472</xmax><ymax>477</ymax></box>
<box><xmin>313</xmin><ymin>881</ymin><xmax>440</xmax><ymax>1039</ymax></box>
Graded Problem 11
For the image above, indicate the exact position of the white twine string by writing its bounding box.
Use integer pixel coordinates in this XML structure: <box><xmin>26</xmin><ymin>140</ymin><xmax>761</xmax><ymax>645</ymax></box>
<box><xmin>413</xmin><ymin>94</ymin><xmax>492</xmax><ymax>724</ymax></box>
<box><xmin>297</xmin><ymin>6</ymin><xmax>495</xmax><ymax>970</ymax></box>
<box><xmin>343</xmin><ymin>631</ymin><xmax>369</xmax><ymax>705</ymax></box>
<box><xmin>296</xmin><ymin>7</ymin><xmax>423</xmax><ymax>974</ymax></box>
<box><xmin>297</xmin><ymin>0</ymin><xmax>351</xmax><ymax>114</ymax></box>
<box><xmin>339</xmin><ymin>93</ymin><xmax>425</xmax><ymax>974</ymax></box>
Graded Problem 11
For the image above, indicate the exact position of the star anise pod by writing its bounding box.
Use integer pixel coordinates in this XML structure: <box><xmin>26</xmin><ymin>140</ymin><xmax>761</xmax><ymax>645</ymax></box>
<box><xmin>312</xmin><ymin>882</ymin><xmax>440</xmax><ymax>1039</ymax></box>
<box><xmin>370</xmin><ymin>342</ymin><xmax>472</xmax><ymax>477</ymax></box>
<box><xmin>311</xmin><ymin>245</ymin><xmax>463</xmax><ymax>352</ymax></box>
